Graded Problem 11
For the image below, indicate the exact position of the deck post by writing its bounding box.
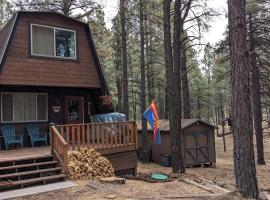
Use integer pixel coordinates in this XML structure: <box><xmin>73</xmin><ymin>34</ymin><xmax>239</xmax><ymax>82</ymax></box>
<box><xmin>63</xmin><ymin>143</ymin><xmax>68</xmax><ymax>174</ymax></box>
<box><xmin>49</xmin><ymin>123</ymin><xmax>55</xmax><ymax>154</ymax></box>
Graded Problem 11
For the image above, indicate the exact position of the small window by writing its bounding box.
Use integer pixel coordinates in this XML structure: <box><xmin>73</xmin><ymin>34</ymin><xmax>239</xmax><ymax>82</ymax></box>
<box><xmin>55</xmin><ymin>29</ymin><xmax>76</xmax><ymax>58</ymax></box>
<box><xmin>31</xmin><ymin>24</ymin><xmax>76</xmax><ymax>59</ymax></box>
<box><xmin>32</xmin><ymin>25</ymin><xmax>54</xmax><ymax>56</ymax></box>
<box><xmin>1</xmin><ymin>93</ymin><xmax>48</xmax><ymax>123</ymax></box>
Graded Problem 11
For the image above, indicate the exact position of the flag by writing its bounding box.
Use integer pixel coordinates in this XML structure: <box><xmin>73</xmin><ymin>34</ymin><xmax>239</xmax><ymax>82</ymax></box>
<box><xmin>143</xmin><ymin>100</ymin><xmax>161</xmax><ymax>144</ymax></box>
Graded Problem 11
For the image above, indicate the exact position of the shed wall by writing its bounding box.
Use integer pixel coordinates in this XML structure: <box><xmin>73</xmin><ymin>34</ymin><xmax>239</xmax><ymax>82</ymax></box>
<box><xmin>138</xmin><ymin>122</ymin><xmax>216</xmax><ymax>165</ymax></box>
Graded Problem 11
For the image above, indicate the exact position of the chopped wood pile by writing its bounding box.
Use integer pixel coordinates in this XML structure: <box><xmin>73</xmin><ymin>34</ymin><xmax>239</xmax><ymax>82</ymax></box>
<box><xmin>67</xmin><ymin>149</ymin><xmax>114</xmax><ymax>180</ymax></box>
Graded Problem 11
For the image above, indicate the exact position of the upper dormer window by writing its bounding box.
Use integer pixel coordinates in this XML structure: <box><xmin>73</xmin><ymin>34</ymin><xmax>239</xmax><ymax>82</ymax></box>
<box><xmin>31</xmin><ymin>24</ymin><xmax>76</xmax><ymax>59</ymax></box>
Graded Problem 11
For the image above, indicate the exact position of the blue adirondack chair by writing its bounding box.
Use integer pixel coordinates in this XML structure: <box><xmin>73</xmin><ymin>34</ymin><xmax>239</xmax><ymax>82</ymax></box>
<box><xmin>1</xmin><ymin>125</ymin><xmax>24</xmax><ymax>150</ymax></box>
<box><xmin>27</xmin><ymin>124</ymin><xmax>48</xmax><ymax>147</ymax></box>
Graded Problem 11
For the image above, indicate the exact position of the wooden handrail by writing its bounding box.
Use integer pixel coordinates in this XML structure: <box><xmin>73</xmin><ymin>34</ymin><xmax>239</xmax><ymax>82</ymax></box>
<box><xmin>52</xmin><ymin>127</ymin><xmax>68</xmax><ymax>145</ymax></box>
<box><xmin>54</xmin><ymin>121</ymin><xmax>137</xmax><ymax>127</ymax></box>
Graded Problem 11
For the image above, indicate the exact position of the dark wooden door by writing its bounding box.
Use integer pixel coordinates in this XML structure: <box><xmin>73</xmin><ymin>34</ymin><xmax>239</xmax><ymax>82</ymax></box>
<box><xmin>65</xmin><ymin>96</ymin><xmax>84</xmax><ymax>124</ymax></box>
<box><xmin>184</xmin><ymin>131</ymin><xmax>209</xmax><ymax>165</ymax></box>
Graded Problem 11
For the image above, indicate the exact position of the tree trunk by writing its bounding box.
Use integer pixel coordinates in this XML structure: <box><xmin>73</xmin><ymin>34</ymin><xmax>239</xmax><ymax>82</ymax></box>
<box><xmin>140</xmin><ymin>0</ymin><xmax>149</xmax><ymax>163</ymax></box>
<box><xmin>172</xmin><ymin>0</ymin><xmax>185</xmax><ymax>173</ymax></box>
<box><xmin>197</xmin><ymin>87</ymin><xmax>201</xmax><ymax>119</ymax></box>
<box><xmin>228</xmin><ymin>0</ymin><xmax>259</xmax><ymax>198</ymax></box>
<box><xmin>163</xmin><ymin>0</ymin><xmax>185</xmax><ymax>173</ymax></box>
<box><xmin>120</xmin><ymin>0</ymin><xmax>129</xmax><ymax>119</ymax></box>
<box><xmin>113</xmin><ymin>19</ymin><xmax>122</xmax><ymax>112</ymax></box>
<box><xmin>249</xmin><ymin>14</ymin><xmax>265</xmax><ymax>165</ymax></box>
<box><xmin>181</xmin><ymin>48</ymin><xmax>191</xmax><ymax>119</ymax></box>
<box><xmin>62</xmin><ymin>0</ymin><xmax>72</xmax><ymax>15</ymax></box>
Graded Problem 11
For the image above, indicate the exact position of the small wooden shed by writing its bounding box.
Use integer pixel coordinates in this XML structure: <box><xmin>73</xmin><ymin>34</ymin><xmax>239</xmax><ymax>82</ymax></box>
<box><xmin>137</xmin><ymin>119</ymin><xmax>216</xmax><ymax>166</ymax></box>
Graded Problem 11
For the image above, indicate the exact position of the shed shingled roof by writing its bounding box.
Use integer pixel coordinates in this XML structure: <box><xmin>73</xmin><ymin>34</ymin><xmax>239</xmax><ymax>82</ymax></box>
<box><xmin>0</xmin><ymin>11</ymin><xmax>109</xmax><ymax>94</ymax></box>
<box><xmin>137</xmin><ymin>119</ymin><xmax>215</xmax><ymax>131</ymax></box>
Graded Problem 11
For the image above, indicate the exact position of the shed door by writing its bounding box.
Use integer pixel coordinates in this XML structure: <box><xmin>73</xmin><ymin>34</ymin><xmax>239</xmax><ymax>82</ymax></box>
<box><xmin>184</xmin><ymin>130</ymin><xmax>209</xmax><ymax>165</ymax></box>
<box><xmin>65</xmin><ymin>96</ymin><xmax>84</xmax><ymax>124</ymax></box>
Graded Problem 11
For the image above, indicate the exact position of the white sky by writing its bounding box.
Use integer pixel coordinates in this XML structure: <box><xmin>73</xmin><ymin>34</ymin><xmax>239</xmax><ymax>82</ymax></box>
<box><xmin>102</xmin><ymin>0</ymin><xmax>228</xmax><ymax>46</ymax></box>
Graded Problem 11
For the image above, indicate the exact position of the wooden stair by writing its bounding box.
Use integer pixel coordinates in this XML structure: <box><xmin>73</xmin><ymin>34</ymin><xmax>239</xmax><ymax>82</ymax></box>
<box><xmin>0</xmin><ymin>154</ymin><xmax>66</xmax><ymax>190</ymax></box>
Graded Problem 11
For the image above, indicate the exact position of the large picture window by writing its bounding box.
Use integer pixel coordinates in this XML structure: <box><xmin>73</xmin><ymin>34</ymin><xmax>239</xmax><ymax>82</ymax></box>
<box><xmin>1</xmin><ymin>93</ymin><xmax>48</xmax><ymax>123</ymax></box>
<box><xmin>31</xmin><ymin>24</ymin><xmax>76</xmax><ymax>59</ymax></box>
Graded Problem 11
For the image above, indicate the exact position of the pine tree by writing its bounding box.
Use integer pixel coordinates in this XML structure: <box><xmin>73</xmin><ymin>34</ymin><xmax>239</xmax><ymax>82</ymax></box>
<box><xmin>228</xmin><ymin>0</ymin><xmax>259</xmax><ymax>198</ymax></box>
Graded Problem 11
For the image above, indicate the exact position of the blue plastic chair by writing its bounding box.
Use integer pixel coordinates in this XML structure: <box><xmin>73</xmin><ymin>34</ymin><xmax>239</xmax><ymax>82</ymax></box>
<box><xmin>27</xmin><ymin>124</ymin><xmax>48</xmax><ymax>147</ymax></box>
<box><xmin>1</xmin><ymin>125</ymin><xmax>24</xmax><ymax>150</ymax></box>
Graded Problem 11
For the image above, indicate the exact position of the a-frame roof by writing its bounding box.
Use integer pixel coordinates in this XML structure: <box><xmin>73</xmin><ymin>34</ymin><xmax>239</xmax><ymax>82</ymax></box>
<box><xmin>0</xmin><ymin>11</ymin><xmax>109</xmax><ymax>93</ymax></box>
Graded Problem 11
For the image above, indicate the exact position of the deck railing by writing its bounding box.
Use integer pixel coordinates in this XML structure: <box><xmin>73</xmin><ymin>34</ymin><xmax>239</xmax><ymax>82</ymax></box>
<box><xmin>50</xmin><ymin>121</ymin><xmax>137</xmax><ymax>174</ymax></box>
<box><xmin>50</xmin><ymin>126</ymin><xmax>68</xmax><ymax>174</ymax></box>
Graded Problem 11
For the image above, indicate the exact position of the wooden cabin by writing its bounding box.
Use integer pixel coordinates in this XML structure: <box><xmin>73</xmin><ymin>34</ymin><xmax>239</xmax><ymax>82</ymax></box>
<box><xmin>137</xmin><ymin>119</ymin><xmax>216</xmax><ymax>167</ymax></box>
<box><xmin>0</xmin><ymin>11</ymin><xmax>137</xmax><ymax>189</ymax></box>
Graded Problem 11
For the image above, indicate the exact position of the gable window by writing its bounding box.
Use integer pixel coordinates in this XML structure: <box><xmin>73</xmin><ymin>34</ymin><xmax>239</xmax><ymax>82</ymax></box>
<box><xmin>1</xmin><ymin>93</ymin><xmax>48</xmax><ymax>123</ymax></box>
<box><xmin>31</xmin><ymin>24</ymin><xmax>76</xmax><ymax>59</ymax></box>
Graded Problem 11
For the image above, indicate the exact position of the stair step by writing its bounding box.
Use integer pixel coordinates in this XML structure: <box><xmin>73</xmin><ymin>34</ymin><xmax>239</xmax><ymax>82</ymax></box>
<box><xmin>11</xmin><ymin>174</ymin><xmax>66</xmax><ymax>186</ymax></box>
<box><xmin>0</xmin><ymin>161</ymin><xmax>58</xmax><ymax>171</ymax></box>
<box><xmin>0</xmin><ymin>167</ymin><xmax>62</xmax><ymax>179</ymax></box>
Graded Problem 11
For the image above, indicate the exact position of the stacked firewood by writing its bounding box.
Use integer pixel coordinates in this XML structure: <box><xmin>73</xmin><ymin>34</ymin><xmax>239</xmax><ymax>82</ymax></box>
<box><xmin>67</xmin><ymin>149</ymin><xmax>114</xmax><ymax>180</ymax></box>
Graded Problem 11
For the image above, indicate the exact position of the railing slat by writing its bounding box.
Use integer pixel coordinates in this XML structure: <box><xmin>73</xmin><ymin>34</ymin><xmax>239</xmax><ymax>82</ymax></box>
<box><xmin>96</xmin><ymin>124</ymin><xmax>100</xmax><ymax>149</ymax></box>
<box><xmin>87</xmin><ymin>124</ymin><xmax>90</xmax><ymax>149</ymax></box>
<box><xmin>77</xmin><ymin>126</ymin><xmax>81</xmax><ymax>151</ymax></box>
<box><xmin>101</xmin><ymin>124</ymin><xmax>105</xmax><ymax>149</ymax></box>
<box><xmin>106</xmin><ymin>124</ymin><xmax>109</xmax><ymax>148</ymax></box>
<box><xmin>119</xmin><ymin>123</ymin><xmax>122</xmax><ymax>147</ymax></box>
<box><xmin>91</xmin><ymin>124</ymin><xmax>95</xmax><ymax>149</ymax></box>
<box><xmin>66</xmin><ymin>126</ymin><xmax>69</xmax><ymax>145</ymax></box>
<box><xmin>72</xmin><ymin>126</ymin><xmax>75</xmax><ymax>151</ymax></box>
<box><xmin>110</xmin><ymin>124</ymin><xmax>113</xmax><ymax>148</ymax></box>
<box><xmin>82</xmin><ymin>125</ymin><xmax>86</xmax><ymax>148</ymax></box>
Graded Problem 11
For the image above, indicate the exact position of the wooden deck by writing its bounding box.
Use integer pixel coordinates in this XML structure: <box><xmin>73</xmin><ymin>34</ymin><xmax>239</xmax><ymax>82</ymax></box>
<box><xmin>0</xmin><ymin>144</ymin><xmax>136</xmax><ymax>163</ymax></box>
<box><xmin>0</xmin><ymin>122</ymin><xmax>138</xmax><ymax>176</ymax></box>
<box><xmin>0</xmin><ymin>147</ymin><xmax>51</xmax><ymax>162</ymax></box>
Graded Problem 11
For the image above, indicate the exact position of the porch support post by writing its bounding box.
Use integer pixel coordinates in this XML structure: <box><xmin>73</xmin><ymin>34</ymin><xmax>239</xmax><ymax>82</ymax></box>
<box><xmin>49</xmin><ymin>123</ymin><xmax>55</xmax><ymax>154</ymax></box>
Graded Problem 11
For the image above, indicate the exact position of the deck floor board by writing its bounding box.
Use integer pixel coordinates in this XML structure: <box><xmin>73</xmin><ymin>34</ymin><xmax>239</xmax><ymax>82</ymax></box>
<box><xmin>0</xmin><ymin>147</ymin><xmax>51</xmax><ymax>162</ymax></box>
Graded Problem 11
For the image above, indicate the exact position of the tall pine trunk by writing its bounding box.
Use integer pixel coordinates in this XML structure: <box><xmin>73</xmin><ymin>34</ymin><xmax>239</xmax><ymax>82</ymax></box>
<box><xmin>181</xmin><ymin>48</ymin><xmax>191</xmax><ymax>118</ymax></box>
<box><xmin>249</xmin><ymin>14</ymin><xmax>265</xmax><ymax>165</ymax></box>
<box><xmin>113</xmin><ymin>19</ymin><xmax>122</xmax><ymax>112</ymax></box>
<box><xmin>228</xmin><ymin>0</ymin><xmax>259</xmax><ymax>198</ymax></box>
<box><xmin>140</xmin><ymin>0</ymin><xmax>149</xmax><ymax>163</ymax></box>
<box><xmin>120</xmin><ymin>0</ymin><xmax>129</xmax><ymax>119</ymax></box>
<box><xmin>163</xmin><ymin>0</ymin><xmax>185</xmax><ymax>173</ymax></box>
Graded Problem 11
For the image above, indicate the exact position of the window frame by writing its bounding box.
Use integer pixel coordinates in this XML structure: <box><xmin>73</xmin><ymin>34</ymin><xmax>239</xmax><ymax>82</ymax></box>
<box><xmin>1</xmin><ymin>92</ymin><xmax>48</xmax><ymax>123</ymax></box>
<box><xmin>30</xmin><ymin>23</ymin><xmax>77</xmax><ymax>60</ymax></box>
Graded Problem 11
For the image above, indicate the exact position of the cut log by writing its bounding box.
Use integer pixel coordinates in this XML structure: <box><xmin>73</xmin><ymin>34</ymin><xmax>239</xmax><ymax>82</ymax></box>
<box><xmin>100</xmin><ymin>177</ymin><xmax>126</xmax><ymax>184</ymax></box>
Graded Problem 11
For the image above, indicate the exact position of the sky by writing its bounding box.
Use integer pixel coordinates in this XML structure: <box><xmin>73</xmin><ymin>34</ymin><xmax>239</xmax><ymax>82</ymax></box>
<box><xmin>101</xmin><ymin>0</ymin><xmax>228</xmax><ymax>46</ymax></box>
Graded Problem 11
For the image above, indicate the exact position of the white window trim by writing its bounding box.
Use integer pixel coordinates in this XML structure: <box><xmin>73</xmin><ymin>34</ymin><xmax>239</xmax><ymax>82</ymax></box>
<box><xmin>1</xmin><ymin>92</ymin><xmax>48</xmax><ymax>123</ymax></box>
<box><xmin>30</xmin><ymin>23</ymin><xmax>77</xmax><ymax>60</ymax></box>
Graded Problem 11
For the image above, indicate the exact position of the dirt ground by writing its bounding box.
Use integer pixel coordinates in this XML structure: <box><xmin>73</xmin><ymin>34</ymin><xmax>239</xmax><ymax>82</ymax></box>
<box><xmin>14</xmin><ymin>129</ymin><xmax>270</xmax><ymax>200</ymax></box>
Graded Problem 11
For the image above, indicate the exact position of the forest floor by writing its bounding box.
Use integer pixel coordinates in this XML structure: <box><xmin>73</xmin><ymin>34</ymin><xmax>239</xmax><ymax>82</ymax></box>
<box><xmin>13</xmin><ymin>129</ymin><xmax>270</xmax><ymax>200</ymax></box>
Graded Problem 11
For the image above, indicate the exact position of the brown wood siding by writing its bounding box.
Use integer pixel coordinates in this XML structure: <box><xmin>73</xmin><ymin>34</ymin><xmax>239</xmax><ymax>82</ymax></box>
<box><xmin>0</xmin><ymin>86</ymin><xmax>104</xmax><ymax>149</ymax></box>
<box><xmin>0</xmin><ymin>13</ymin><xmax>102</xmax><ymax>88</ymax></box>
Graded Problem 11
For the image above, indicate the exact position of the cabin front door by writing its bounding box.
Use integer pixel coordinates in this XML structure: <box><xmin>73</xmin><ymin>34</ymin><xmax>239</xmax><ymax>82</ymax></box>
<box><xmin>65</xmin><ymin>96</ymin><xmax>84</xmax><ymax>124</ymax></box>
